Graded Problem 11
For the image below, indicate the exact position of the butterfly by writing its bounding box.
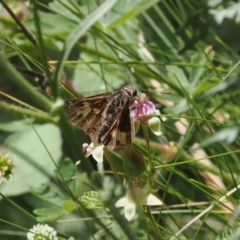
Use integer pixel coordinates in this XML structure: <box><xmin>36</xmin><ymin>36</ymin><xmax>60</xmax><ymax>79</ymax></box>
<box><xmin>64</xmin><ymin>85</ymin><xmax>138</xmax><ymax>150</ymax></box>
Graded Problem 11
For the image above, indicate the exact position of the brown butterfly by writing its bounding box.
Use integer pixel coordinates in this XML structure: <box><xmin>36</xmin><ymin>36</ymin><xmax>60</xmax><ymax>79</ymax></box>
<box><xmin>64</xmin><ymin>85</ymin><xmax>138</xmax><ymax>150</ymax></box>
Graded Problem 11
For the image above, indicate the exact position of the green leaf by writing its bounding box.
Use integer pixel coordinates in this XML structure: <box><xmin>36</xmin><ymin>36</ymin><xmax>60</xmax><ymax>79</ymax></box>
<box><xmin>30</xmin><ymin>184</ymin><xmax>65</xmax><ymax>207</ymax></box>
<box><xmin>106</xmin><ymin>0</ymin><xmax>161</xmax><ymax>30</ymax></box>
<box><xmin>0</xmin><ymin>56</ymin><xmax>52</xmax><ymax>110</ymax></box>
<box><xmin>55</xmin><ymin>158</ymin><xmax>77</xmax><ymax>194</ymax></box>
<box><xmin>2</xmin><ymin>124</ymin><xmax>62</xmax><ymax>196</ymax></box>
<box><xmin>188</xmin><ymin>51</ymin><xmax>215</xmax><ymax>85</ymax></box>
<box><xmin>48</xmin><ymin>0</ymin><xmax>81</xmax><ymax>23</ymax></box>
<box><xmin>68</xmin><ymin>237</ymin><xmax>75</xmax><ymax>240</ymax></box>
<box><xmin>0</xmin><ymin>119</ymin><xmax>34</xmax><ymax>132</ymax></box>
<box><xmin>53</xmin><ymin>0</ymin><xmax>117</xmax><ymax>98</ymax></box>
<box><xmin>56</xmin><ymin>158</ymin><xmax>77</xmax><ymax>182</ymax></box>
<box><xmin>73</xmin><ymin>52</ymin><xmax>126</xmax><ymax>93</ymax></box>
<box><xmin>167</xmin><ymin>65</ymin><xmax>190</xmax><ymax>90</ymax></box>
<box><xmin>78</xmin><ymin>191</ymin><xmax>102</xmax><ymax>209</ymax></box>
<box><xmin>197</xmin><ymin>126</ymin><xmax>240</xmax><ymax>149</ymax></box>
<box><xmin>34</xmin><ymin>207</ymin><xmax>66</xmax><ymax>222</ymax></box>
<box><xmin>25</xmin><ymin>12</ymin><xmax>76</xmax><ymax>35</ymax></box>
<box><xmin>63</xmin><ymin>199</ymin><xmax>78</xmax><ymax>213</ymax></box>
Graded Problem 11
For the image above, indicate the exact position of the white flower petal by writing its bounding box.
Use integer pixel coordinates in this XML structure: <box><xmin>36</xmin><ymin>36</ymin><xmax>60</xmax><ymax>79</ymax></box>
<box><xmin>91</xmin><ymin>144</ymin><xmax>104</xmax><ymax>163</ymax></box>
<box><xmin>85</xmin><ymin>142</ymin><xmax>94</xmax><ymax>156</ymax></box>
<box><xmin>141</xmin><ymin>194</ymin><xmax>163</xmax><ymax>206</ymax></box>
<box><xmin>148</xmin><ymin>117</ymin><xmax>162</xmax><ymax>136</ymax></box>
<box><xmin>124</xmin><ymin>202</ymin><xmax>136</xmax><ymax>221</ymax></box>
<box><xmin>115</xmin><ymin>179</ymin><xmax>163</xmax><ymax>222</ymax></box>
<box><xmin>115</xmin><ymin>197</ymin><xmax>128</xmax><ymax>208</ymax></box>
<box><xmin>161</xmin><ymin>116</ymin><xmax>167</xmax><ymax>121</ymax></box>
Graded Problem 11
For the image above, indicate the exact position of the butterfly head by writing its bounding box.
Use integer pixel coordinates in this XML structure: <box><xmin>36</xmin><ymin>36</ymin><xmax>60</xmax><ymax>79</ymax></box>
<box><xmin>122</xmin><ymin>85</ymin><xmax>138</xmax><ymax>98</ymax></box>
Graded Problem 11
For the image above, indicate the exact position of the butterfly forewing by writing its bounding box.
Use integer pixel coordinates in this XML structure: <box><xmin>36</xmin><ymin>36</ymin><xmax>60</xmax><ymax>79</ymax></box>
<box><xmin>64</xmin><ymin>86</ymin><xmax>137</xmax><ymax>150</ymax></box>
<box><xmin>65</xmin><ymin>93</ymin><xmax>109</xmax><ymax>133</ymax></box>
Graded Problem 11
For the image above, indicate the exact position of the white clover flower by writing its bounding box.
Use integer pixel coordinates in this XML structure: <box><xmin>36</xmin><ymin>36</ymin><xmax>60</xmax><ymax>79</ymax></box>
<box><xmin>115</xmin><ymin>179</ymin><xmax>163</xmax><ymax>221</ymax></box>
<box><xmin>27</xmin><ymin>223</ymin><xmax>58</xmax><ymax>240</ymax></box>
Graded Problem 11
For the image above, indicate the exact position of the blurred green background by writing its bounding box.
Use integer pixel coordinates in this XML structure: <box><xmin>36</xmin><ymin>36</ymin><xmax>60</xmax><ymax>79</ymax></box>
<box><xmin>0</xmin><ymin>0</ymin><xmax>240</xmax><ymax>239</ymax></box>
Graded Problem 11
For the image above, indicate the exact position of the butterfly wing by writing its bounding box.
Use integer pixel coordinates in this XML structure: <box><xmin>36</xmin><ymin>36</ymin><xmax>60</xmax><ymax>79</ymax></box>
<box><xmin>97</xmin><ymin>91</ymin><xmax>135</xmax><ymax>150</ymax></box>
<box><xmin>100</xmin><ymin>107</ymin><xmax>134</xmax><ymax>150</ymax></box>
<box><xmin>64</xmin><ymin>93</ymin><xmax>109</xmax><ymax>134</ymax></box>
<box><xmin>65</xmin><ymin>86</ymin><xmax>136</xmax><ymax>150</ymax></box>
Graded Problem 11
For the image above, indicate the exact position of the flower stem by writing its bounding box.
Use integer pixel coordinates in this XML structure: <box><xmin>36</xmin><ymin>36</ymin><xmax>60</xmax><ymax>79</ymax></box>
<box><xmin>104</xmin><ymin>148</ymin><xmax>122</xmax><ymax>184</ymax></box>
<box><xmin>141</xmin><ymin>123</ymin><xmax>152</xmax><ymax>189</ymax></box>
<box><xmin>146</xmin><ymin>206</ymin><xmax>162</xmax><ymax>239</ymax></box>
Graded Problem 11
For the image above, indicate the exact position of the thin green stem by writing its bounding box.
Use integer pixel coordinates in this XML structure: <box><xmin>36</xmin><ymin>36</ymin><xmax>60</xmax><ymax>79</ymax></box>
<box><xmin>104</xmin><ymin>148</ymin><xmax>122</xmax><ymax>184</ymax></box>
<box><xmin>141</xmin><ymin>124</ymin><xmax>152</xmax><ymax>189</ymax></box>
<box><xmin>0</xmin><ymin>102</ymin><xmax>53</xmax><ymax>122</ymax></box>
<box><xmin>146</xmin><ymin>206</ymin><xmax>162</xmax><ymax>239</ymax></box>
<box><xmin>0</xmin><ymin>56</ymin><xmax>52</xmax><ymax>110</ymax></box>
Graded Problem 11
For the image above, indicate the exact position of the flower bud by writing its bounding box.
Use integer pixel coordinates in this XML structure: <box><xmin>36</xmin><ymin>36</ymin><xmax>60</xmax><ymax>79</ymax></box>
<box><xmin>0</xmin><ymin>153</ymin><xmax>14</xmax><ymax>182</ymax></box>
<box><xmin>148</xmin><ymin>117</ymin><xmax>161</xmax><ymax>136</ymax></box>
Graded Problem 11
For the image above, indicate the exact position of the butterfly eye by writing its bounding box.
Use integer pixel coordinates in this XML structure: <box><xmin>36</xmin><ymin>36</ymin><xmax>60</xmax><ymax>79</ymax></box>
<box><xmin>133</xmin><ymin>89</ymin><xmax>137</xmax><ymax>97</ymax></box>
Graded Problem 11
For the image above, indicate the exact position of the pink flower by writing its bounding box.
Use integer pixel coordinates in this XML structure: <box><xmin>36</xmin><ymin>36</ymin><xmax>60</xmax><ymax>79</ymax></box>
<box><xmin>131</xmin><ymin>94</ymin><xmax>156</xmax><ymax>123</ymax></box>
<box><xmin>131</xmin><ymin>94</ymin><xmax>161</xmax><ymax>135</ymax></box>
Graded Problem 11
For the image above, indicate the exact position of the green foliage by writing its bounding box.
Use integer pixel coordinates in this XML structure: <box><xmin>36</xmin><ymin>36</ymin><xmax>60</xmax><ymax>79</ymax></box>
<box><xmin>0</xmin><ymin>0</ymin><xmax>240</xmax><ymax>239</ymax></box>
<box><xmin>211</xmin><ymin>227</ymin><xmax>239</xmax><ymax>240</ymax></box>
<box><xmin>2</xmin><ymin>124</ymin><xmax>62</xmax><ymax>196</ymax></box>
<box><xmin>78</xmin><ymin>191</ymin><xmax>102</xmax><ymax>209</ymax></box>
